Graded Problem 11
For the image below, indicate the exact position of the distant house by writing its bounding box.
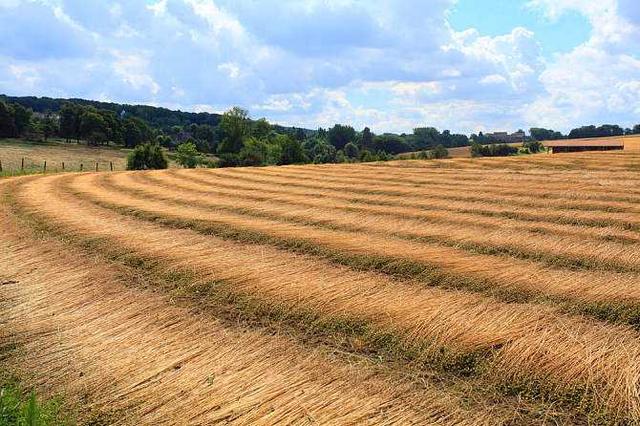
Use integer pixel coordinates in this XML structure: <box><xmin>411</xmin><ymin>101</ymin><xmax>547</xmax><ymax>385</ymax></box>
<box><xmin>486</xmin><ymin>130</ymin><xmax>526</xmax><ymax>143</ymax></box>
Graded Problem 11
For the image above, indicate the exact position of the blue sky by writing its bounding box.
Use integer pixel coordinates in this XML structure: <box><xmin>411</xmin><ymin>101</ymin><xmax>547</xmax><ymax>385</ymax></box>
<box><xmin>0</xmin><ymin>0</ymin><xmax>639</xmax><ymax>134</ymax></box>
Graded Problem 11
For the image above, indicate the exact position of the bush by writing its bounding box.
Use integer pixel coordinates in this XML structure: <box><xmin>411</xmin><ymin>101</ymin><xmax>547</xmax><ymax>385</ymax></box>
<box><xmin>523</xmin><ymin>140</ymin><xmax>543</xmax><ymax>153</ymax></box>
<box><xmin>126</xmin><ymin>143</ymin><xmax>168</xmax><ymax>170</ymax></box>
<box><xmin>471</xmin><ymin>142</ymin><xmax>518</xmax><ymax>157</ymax></box>
<box><xmin>175</xmin><ymin>141</ymin><xmax>202</xmax><ymax>168</ymax></box>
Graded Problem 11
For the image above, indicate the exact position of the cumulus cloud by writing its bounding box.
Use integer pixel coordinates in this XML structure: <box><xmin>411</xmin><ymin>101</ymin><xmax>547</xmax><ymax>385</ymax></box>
<box><xmin>0</xmin><ymin>0</ymin><xmax>638</xmax><ymax>133</ymax></box>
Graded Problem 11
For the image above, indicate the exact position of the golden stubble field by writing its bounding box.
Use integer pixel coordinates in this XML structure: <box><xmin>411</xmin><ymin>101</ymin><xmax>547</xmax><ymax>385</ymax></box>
<box><xmin>1</xmin><ymin>150</ymin><xmax>640</xmax><ymax>424</ymax></box>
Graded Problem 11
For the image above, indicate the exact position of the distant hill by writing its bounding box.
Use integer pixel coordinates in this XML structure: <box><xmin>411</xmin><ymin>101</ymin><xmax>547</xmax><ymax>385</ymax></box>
<box><xmin>0</xmin><ymin>94</ymin><xmax>310</xmax><ymax>135</ymax></box>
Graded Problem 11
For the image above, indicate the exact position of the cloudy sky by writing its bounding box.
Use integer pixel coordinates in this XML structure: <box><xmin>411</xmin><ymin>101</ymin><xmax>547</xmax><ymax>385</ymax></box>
<box><xmin>1</xmin><ymin>0</ymin><xmax>639</xmax><ymax>134</ymax></box>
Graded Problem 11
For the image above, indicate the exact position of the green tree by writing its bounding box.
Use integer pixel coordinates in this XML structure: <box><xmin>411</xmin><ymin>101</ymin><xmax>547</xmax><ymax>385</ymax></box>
<box><xmin>239</xmin><ymin>137</ymin><xmax>268</xmax><ymax>166</ymax></box>
<box><xmin>252</xmin><ymin>118</ymin><xmax>272</xmax><ymax>140</ymax></box>
<box><xmin>279</xmin><ymin>136</ymin><xmax>306</xmax><ymax>165</ymax></box>
<box><xmin>0</xmin><ymin>101</ymin><xmax>17</xmax><ymax>137</ymax></box>
<box><xmin>361</xmin><ymin>127</ymin><xmax>373</xmax><ymax>150</ymax></box>
<box><xmin>11</xmin><ymin>103</ymin><xmax>32</xmax><ymax>136</ymax></box>
<box><xmin>123</xmin><ymin>117</ymin><xmax>151</xmax><ymax>148</ymax></box>
<box><xmin>327</xmin><ymin>124</ymin><xmax>356</xmax><ymax>150</ymax></box>
<box><xmin>176</xmin><ymin>141</ymin><xmax>201</xmax><ymax>168</ymax></box>
<box><xmin>79</xmin><ymin>111</ymin><xmax>108</xmax><ymax>146</ymax></box>
<box><xmin>218</xmin><ymin>107</ymin><xmax>249</xmax><ymax>154</ymax></box>
<box><xmin>431</xmin><ymin>144</ymin><xmax>449</xmax><ymax>159</ymax></box>
<box><xmin>344</xmin><ymin>142</ymin><xmax>360</xmax><ymax>158</ymax></box>
<box><xmin>59</xmin><ymin>103</ymin><xmax>81</xmax><ymax>142</ymax></box>
<box><xmin>126</xmin><ymin>143</ymin><xmax>168</xmax><ymax>170</ymax></box>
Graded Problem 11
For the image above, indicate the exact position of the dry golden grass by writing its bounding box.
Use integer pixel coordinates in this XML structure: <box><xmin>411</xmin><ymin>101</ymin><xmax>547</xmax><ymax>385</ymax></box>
<box><xmin>9</xmin><ymin>173</ymin><xmax>640</xmax><ymax>421</ymax></box>
<box><xmin>0</xmin><ymin>139</ymin><xmax>129</xmax><ymax>173</ymax></box>
<box><xmin>1</xmin><ymin>211</ymin><xmax>486</xmax><ymax>425</ymax></box>
<box><xmin>3</xmin><ymin>151</ymin><xmax>640</xmax><ymax>423</ymax></box>
<box><xmin>62</xmin><ymin>172</ymin><xmax>640</xmax><ymax>308</ymax></box>
<box><xmin>131</xmin><ymin>171</ymin><xmax>640</xmax><ymax>272</ymax></box>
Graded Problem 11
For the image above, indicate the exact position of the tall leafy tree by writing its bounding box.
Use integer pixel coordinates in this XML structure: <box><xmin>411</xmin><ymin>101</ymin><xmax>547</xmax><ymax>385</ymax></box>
<box><xmin>11</xmin><ymin>103</ymin><xmax>32</xmax><ymax>136</ymax></box>
<box><xmin>218</xmin><ymin>107</ymin><xmax>249</xmax><ymax>154</ymax></box>
<box><xmin>361</xmin><ymin>127</ymin><xmax>373</xmax><ymax>150</ymax></box>
<box><xmin>0</xmin><ymin>101</ymin><xmax>17</xmax><ymax>138</ymax></box>
<box><xmin>327</xmin><ymin>124</ymin><xmax>356</xmax><ymax>150</ymax></box>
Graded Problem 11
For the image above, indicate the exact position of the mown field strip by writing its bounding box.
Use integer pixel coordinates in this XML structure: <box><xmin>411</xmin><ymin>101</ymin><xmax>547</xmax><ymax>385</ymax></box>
<box><xmin>133</xmin><ymin>172</ymin><xmax>640</xmax><ymax>274</ymax></box>
<box><xmin>188</xmin><ymin>167</ymin><xmax>640</xmax><ymax>233</ymax></box>
<box><xmin>268</xmin><ymin>168</ymin><xmax>640</xmax><ymax>208</ymax></box>
<box><xmin>68</xmin><ymin>172</ymin><xmax>640</xmax><ymax>322</ymax></box>
<box><xmin>260</xmin><ymin>164</ymin><xmax>640</xmax><ymax>202</ymax></box>
<box><xmin>11</xmin><ymin>174</ymin><xmax>640</xmax><ymax>422</ymax></box>
<box><xmin>0</xmin><ymin>213</ymin><xmax>482</xmax><ymax>425</ymax></box>
<box><xmin>349</xmin><ymin>154</ymin><xmax>640</xmax><ymax>176</ymax></box>
<box><xmin>236</xmin><ymin>167</ymin><xmax>640</xmax><ymax>217</ymax></box>
<box><xmin>169</xmin><ymin>169</ymin><xmax>640</xmax><ymax>245</ymax></box>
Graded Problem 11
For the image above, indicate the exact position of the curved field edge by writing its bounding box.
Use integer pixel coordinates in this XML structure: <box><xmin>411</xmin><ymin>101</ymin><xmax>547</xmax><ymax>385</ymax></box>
<box><xmin>5</xmin><ymin>174</ymin><xmax>640</xmax><ymax>424</ymax></box>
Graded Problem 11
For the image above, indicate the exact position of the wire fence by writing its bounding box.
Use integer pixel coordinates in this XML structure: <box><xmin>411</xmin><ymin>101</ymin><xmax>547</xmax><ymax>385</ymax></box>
<box><xmin>0</xmin><ymin>157</ymin><xmax>121</xmax><ymax>177</ymax></box>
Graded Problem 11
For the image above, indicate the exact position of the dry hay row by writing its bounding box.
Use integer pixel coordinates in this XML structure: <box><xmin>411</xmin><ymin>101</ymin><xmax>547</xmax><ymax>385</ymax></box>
<box><xmin>167</xmin><ymin>168</ymin><xmax>640</xmax><ymax>245</ymax></box>
<box><xmin>353</xmin><ymin>153</ymin><xmax>640</xmax><ymax>173</ymax></box>
<box><xmin>263</xmin><ymin>167</ymin><xmax>640</xmax><ymax>208</ymax></box>
<box><xmin>232</xmin><ymin>167</ymin><xmax>640</xmax><ymax>217</ymax></box>
<box><xmin>216</xmin><ymin>168</ymin><xmax>640</xmax><ymax>231</ymax></box>
<box><xmin>8</xmin><ymin>174</ymin><xmax>640</xmax><ymax>423</ymax></box>
<box><xmin>0</xmin><ymin>204</ymin><xmax>483</xmax><ymax>426</ymax></box>
<box><xmin>178</xmin><ymin>168</ymin><xmax>640</xmax><ymax>239</ymax></box>
<box><xmin>250</xmin><ymin>164</ymin><xmax>640</xmax><ymax>204</ymax></box>
<box><xmin>134</xmin><ymin>171</ymin><xmax>640</xmax><ymax>275</ymax></box>
<box><xmin>64</xmin><ymin>173</ymin><xmax>640</xmax><ymax>326</ymax></box>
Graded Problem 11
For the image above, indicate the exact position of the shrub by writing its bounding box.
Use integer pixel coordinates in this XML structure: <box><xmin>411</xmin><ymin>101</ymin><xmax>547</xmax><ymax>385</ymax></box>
<box><xmin>126</xmin><ymin>143</ymin><xmax>168</xmax><ymax>170</ymax></box>
<box><xmin>175</xmin><ymin>141</ymin><xmax>202</xmax><ymax>168</ymax></box>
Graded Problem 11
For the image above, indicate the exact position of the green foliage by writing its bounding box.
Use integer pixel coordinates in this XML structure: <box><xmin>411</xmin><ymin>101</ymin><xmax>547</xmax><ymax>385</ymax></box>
<box><xmin>218</xmin><ymin>107</ymin><xmax>250</xmax><ymax>154</ymax></box>
<box><xmin>327</xmin><ymin>124</ymin><xmax>356</xmax><ymax>150</ymax></box>
<box><xmin>122</xmin><ymin>117</ymin><xmax>152</xmax><ymax>148</ymax></box>
<box><xmin>523</xmin><ymin>140</ymin><xmax>543</xmax><ymax>153</ymax></box>
<box><xmin>252</xmin><ymin>118</ymin><xmax>272</xmax><ymax>140</ymax></box>
<box><xmin>361</xmin><ymin>127</ymin><xmax>373</xmax><ymax>150</ymax></box>
<box><xmin>373</xmin><ymin>134</ymin><xmax>412</xmax><ymax>154</ymax></box>
<box><xmin>431</xmin><ymin>144</ymin><xmax>449</xmax><ymax>159</ymax></box>
<box><xmin>126</xmin><ymin>143</ymin><xmax>168</xmax><ymax>170</ymax></box>
<box><xmin>239</xmin><ymin>138</ymin><xmax>268</xmax><ymax>166</ymax></box>
<box><xmin>304</xmin><ymin>138</ymin><xmax>337</xmax><ymax>164</ymax></box>
<box><xmin>344</xmin><ymin>142</ymin><xmax>360</xmax><ymax>158</ymax></box>
<box><xmin>471</xmin><ymin>142</ymin><xmax>519</xmax><ymax>157</ymax></box>
<box><xmin>275</xmin><ymin>135</ymin><xmax>306</xmax><ymax>165</ymax></box>
<box><xmin>0</xmin><ymin>380</ymin><xmax>65</xmax><ymax>426</ymax></box>
<box><xmin>530</xmin><ymin>127</ymin><xmax>563</xmax><ymax>141</ymax></box>
<box><xmin>175</xmin><ymin>141</ymin><xmax>201</xmax><ymax>168</ymax></box>
<box><xmin>0</xmin><ymin>102</ymin><xmax>17</xmax><ymax>138</ymax></box>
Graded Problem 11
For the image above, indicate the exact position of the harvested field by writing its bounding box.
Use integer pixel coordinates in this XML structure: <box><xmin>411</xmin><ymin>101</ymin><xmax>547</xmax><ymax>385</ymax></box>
<box><xmin>2</xmin><ymin>151</ymin><xmax>640</xmax><ymax>424</ymax></box>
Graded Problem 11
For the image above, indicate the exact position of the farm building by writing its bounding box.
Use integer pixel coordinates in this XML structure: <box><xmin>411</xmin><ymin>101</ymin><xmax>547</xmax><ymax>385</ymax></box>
<box><xmin>545</xmin><ymin>135</ymin><xmax>640</xmax><ymax>153</ymax></box>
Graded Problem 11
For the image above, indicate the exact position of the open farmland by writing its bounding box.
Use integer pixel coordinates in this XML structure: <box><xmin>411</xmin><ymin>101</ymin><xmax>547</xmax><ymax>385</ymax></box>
<box><xmin>0</xmin><ymin>139</ymin><xmax>131</xmax><ymax>175</ymax></box>
<box><xmin>2</xmin><ymin>151</ymin><xmax>640</xmax><ymax>424</ymax></box>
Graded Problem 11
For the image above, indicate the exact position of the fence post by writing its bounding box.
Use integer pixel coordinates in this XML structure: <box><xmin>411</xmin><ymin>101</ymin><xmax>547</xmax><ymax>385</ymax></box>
<box><xmin>110</xmin><ymin>161</ymin><xmax>113</xmax><ymax>171</ymax></box>
<box><xmin>43</xmin><ymin>160</ymin><xmax>47</xmax><ymax>173</ymax></box>
<box><xmin>95</xmin><ymin>162</ymin><xmax>98</xmax><ymax>172</ymax></box>
<box><xmin>21</xmin><ymin>158</ymin><xmax>24</xmax><ymax>171</ymax></box>
<box><xmin>62</xmin><ymin>162</ymin><xmax>65</xmax><ymax>171</ymax></box>
<box><xmin>80</xmin><ymin>163</ymin><xmax>83</xmax><ymax>172</ymax></box>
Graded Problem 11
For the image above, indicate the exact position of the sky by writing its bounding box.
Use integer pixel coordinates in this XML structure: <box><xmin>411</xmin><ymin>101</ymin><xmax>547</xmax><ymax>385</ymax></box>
<box><xmin>0</xmin><ymin>0</ymin><xmax>639</xmax><ymax>134</ymax></box>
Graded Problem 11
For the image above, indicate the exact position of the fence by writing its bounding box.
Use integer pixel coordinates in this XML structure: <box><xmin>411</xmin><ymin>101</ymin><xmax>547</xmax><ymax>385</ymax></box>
<box><xmin>0</xmin><ymin>158</ymin><xmax>119</xmax><ymax>176</ymax></box>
